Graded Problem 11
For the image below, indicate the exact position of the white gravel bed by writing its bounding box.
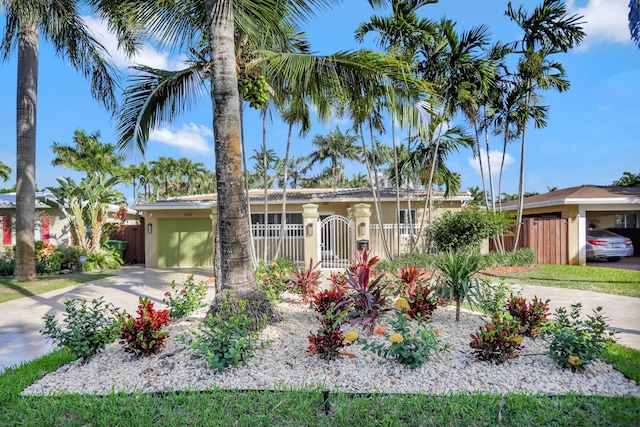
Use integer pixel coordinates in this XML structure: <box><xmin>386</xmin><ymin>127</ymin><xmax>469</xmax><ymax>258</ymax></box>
<box><xmin>22</xmin><ymin>294</ymin><xmax>640</xmax><ymax>397</ymax></box>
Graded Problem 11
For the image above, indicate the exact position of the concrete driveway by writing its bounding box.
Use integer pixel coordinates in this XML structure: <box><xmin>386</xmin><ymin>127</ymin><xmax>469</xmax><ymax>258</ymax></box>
<box><xmin>587</xmin><ymin>256</ymin><xmax>640</xmax><ymax>271</ymax></box>
<box><xmin>0</xmin><ymin>266</ymin><xmax>215</xmax><ymax>373</ymax></box>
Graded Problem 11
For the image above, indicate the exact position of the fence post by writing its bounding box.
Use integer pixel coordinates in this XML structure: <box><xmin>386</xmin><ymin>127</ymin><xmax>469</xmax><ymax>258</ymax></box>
<box><xmin>352</xmin><ymin>203</ymin><xmax>371</xmax><ymax>251</ymax></box>
<box><xmin>302</xmin><ymin>204</ymin><xmax>320</xmax><ymax>267</ymax></box>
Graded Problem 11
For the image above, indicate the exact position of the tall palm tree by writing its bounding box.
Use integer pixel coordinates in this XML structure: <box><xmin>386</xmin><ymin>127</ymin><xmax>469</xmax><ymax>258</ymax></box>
<box><xmin>631</xmin><ymin>0</ymin><xmax>640</xmax><ymax>48</ymax></box>
<box><xmin>0</xmin><ymin>161</ymin><xmax>11</xmax><ymax>182</ymax></box>
<box><xmin>51</xmin><ymin>129</ymin><xmax>125</xmax><ymax>178</ymax></box>
<box><xmin>1</xmin><ymin>0</ymin><xmax>139</xmax><ymax>281</ymax></box>
<box><xmin>307</xmin><ymin>127</ymin><xmax>361</xmax><ymax>188</ymax></box>
<box><xmin>506</xmin><ymin>0</ymin><xmax>585</xmax><ymax>250</ymax></box>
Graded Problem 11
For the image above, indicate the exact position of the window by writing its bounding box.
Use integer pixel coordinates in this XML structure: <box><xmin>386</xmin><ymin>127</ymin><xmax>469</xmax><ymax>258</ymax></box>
<box><xmin>251</xmin><ymin>212</ymin><xmax>303</xmax><ymax>237</ymax></box>
<box><xmin>615</xmin><ymin>214</ymin><xmax>637</xmax><ymax>229</ymax></box>
<box><xmin>398</xmin><ymin>209</ymin><xmax>417</xmax><ymax>235</ymax></box>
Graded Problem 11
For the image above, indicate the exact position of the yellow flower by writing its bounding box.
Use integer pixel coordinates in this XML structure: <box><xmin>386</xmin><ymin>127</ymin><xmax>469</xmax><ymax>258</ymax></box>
<box><xmin>513</xmin><ymin>336</ymin><xmax>523</xmax><ymax>343</ymax></box>
<box><xmin>434</xmin><ymin>329</ymin><xmax>442</xmax><ymax>336</ymax></box>
<box><xmin>568</xmin><ymin>356</ymin><xmax>582</xmax><ymax>366</ymax></box>
<box><xmin>345</xmin><ymin>330</ymin><xmax>358</xmax><ymax>342</ymax></box>
<box><xmin>271</xmin><ymin>262</ymin><xmax>278</xmax><ymax>267</ymax></box>
<box><xmin>389</xmin><ymin>333</ymin><xmax>404</xmax><ymax>343</ymax></box>
<box><xmin>395</xmin><ymin>298</ymin><xmax>410</xmax><ymax>310</ymax></box>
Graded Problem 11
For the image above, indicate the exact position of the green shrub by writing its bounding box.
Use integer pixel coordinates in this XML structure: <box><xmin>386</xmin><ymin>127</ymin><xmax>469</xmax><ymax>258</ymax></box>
<box><xmin>255</xmin><ymin>258</ymin><xmax>295</xmax><ymax>302</ymax></box>
<box><xmin>545</xmin><ymin>303</ymin><xmax>615</xmax><ymax>371</ymax></box>
<box><xmin>434</xmin><ymin>250</ymin><xmax>482</xmax><ymax>322</ymax></box>
<box><xmin>84</xmin><ymin>249</ymin><xmax>123</xmax><ymax>271</ymax></box>
<box><xmin>163</xmin><ymin>274</ymin><xmax>209</xmax><ymax>319</ymax></box>
<box><xmin>189</xmin><ymin>293</ymin><xmax>263</xmax><ymax>373</ymax></box>
<box><xmin>432</xmin><ymin>207</ymin><xmax>515</xmax><ymax>252</ymax></box>
<box><xmin>0</xmin><ymin>260</ymin><xmax>15</xmax><ymax>277</ymax></box>
<box><xmin>41</xmin><ymin>297</ymin><xmax>122</xmax><ymax>360</ymax></box>
<box><xmin>478</xmin><ymin>249</ymin><xmax>537</xmax><ymax>269</ymax></box>
<box><xmin>376</xmin><ymin>252</ymin><xmax>439</xmax><ymax>273</ymax></box>
<box><xmin>356</xmin><ymin>310</ymin><xmax>447</xmax><ymax>368</ymax></box>
<box><xmin>473</xmin><ymin>279</ymin><xmax>514</xmax><ymax>315</ymax></box>
<box><xmin>470</xmin><ymin>315</ymin><xmax>524</xmax><ymax>364</ymax></box>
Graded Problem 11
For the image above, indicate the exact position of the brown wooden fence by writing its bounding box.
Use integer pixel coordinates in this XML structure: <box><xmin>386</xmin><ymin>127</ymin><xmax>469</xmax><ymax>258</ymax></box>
<box><xmin>108</xmin><ymin>225</ymin><xmax>145</xmax><ymax>265</ymax></box>
<box><xmin>490</xmin><ymin>218</ymin><xmax>568</xmax><ymax>265</ymax></box>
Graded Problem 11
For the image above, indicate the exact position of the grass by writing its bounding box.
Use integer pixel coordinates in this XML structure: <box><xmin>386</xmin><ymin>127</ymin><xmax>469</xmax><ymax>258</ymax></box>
<box><xmin>489</xmin><ymin>264</ymin><xmax>640</xmax><ymax>298</ymax></box>
<box><xmin>1</xmin><ymin>350</ymin><xmax>638</xmax><ymax>427</ymax></box>
<box><xmin>0</xmin><ymin>273</ymin><xmax>114</xmax><ymax>303</ymax></box>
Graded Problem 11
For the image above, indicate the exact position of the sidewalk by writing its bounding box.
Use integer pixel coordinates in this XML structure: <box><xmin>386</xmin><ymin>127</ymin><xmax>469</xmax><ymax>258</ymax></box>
<box><xmin>0</xmin><ymin>266</ymin><xmax>214</xmax><ymax>373</ymax></box>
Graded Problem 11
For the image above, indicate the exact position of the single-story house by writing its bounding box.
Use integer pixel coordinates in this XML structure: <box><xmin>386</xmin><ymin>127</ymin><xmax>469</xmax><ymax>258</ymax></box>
<box><xmin>0</xmin><ymin>192</ymin><xmax>141</xmax><ymax>252</ymax></box>
<box><xmin>500</xmin><ymin>185</ymin><xmax>640</xmax><ymax>265</ymax></box>
<box><xmin>133</xmin><ymin>187</ymin><xmax>471</xmax><ymax>269</ymax></box>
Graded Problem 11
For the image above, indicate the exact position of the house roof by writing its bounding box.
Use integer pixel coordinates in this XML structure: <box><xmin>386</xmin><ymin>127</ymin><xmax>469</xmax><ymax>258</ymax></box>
<box><xmin>501</xmin><ymin>185</ymin><xmax>640</xmax><ymax>210</ymax></box>
<box><xmin>0</xmin><ymin>192</ymin><xmax>138</xmax><ymax>214</ymax></box>
<box><xmin>133</xmin><ymin>187</ymin><xmax>471</xmax><ymax>211</ymax></box>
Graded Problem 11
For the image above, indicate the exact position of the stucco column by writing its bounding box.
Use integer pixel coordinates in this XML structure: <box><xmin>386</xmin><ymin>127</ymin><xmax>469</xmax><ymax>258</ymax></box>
<box><xmin>145</xmin><ymin>212</ymin><xmax>158</xmax><ymax>268</ymax></box>
<box><xmin>352</xmin><ymin>203</ymin><xmax>371</xmax><ymax>249</ymax></box>
<box><xmin>302</xmin><ymin>203</ymin><xmax>320</xmax><ymax>267</ymax></box>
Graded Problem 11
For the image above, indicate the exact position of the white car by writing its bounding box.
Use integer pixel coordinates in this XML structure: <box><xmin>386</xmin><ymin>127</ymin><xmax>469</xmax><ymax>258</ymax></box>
<box><xmin>586</xmin><ymin>230</ymin><xmax>634</xmax><ymax>262</ymax></box>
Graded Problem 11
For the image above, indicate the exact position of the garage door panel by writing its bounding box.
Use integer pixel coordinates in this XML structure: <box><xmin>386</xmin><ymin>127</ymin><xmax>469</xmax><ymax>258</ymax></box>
<box><xmin>158</xmin><ymin>218</ymin><xmax>213</xmax><ymax>267</ymax></box>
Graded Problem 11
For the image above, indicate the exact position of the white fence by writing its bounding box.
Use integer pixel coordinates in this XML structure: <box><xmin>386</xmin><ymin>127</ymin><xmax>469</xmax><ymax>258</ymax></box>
<box><xmin>369</xmin><ymin>223</ymin><xmax>423</xmax><ymax>260</ymax></box>
<box><xmin>251</xmin><ymin>224</ymin><xmax>304</xmax><ymax>263</ymax></box>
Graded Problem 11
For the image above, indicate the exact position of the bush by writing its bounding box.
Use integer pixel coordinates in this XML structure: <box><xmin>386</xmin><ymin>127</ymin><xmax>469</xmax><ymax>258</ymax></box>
<box><xmin>35</xmin><ymin>241</ymin><xmax>62</xmax><ymax>273</ymax></box>
<box><xmin>311</xmin><ymin>285</ymin><xmax>349</xmax><ymax>315</ymax></box>
<box><xmin>356</xmin><ymin>310</ymin><xmax>446</xmax><ymax>368</ymax></box>
<box><xmin>507</xmin><ymin>296</ymin><xmax>549</xmax><ymax>337</ymax></box>
<box><xmin>396</xmin><ymin>265</ymin><xmax>440</xmax><ymax>320</ymax></box>
<box><xmin>255</xmin><ymin>258</ymin><xmax>296</xmax><ymax>302</ymax></box>
<box><xmin>376</xmin><ymin>252</ymin><xmax>439</xmax><ymax>274</ymax></box>
<box><xmin>189</xmin><ymin>293</ymin><xmax>263</xmax><ymax>372</ymax></box>
<box><xmin>117</xmin><ymin>298</ymin><xmax>171</xmax><ymax>355</ymax></box>
<box><xmin>473</xmin><ymin>280</ymin><xmax>514</xmax><ymax>315</ymax></box>
<box><xmin>432</xmin><ymin>207</ymin><xmax>515</xmax><ymax>253</ymax></box>
<box><xmin>545</xmin><ymin>303</ymin><xmax>615</xmax><ymax>371</ymax></box>
<box><xmin>308</xmin><ymin>304</ymin><xmax>351</xmax><ymax>361</ymax></box>
<box><xmin>163</xmin><ymin>274</ymin><xmax>208</xmax><ymax>319</ymax></box>
<box><xmin>434</xmin><ymin>250</ymin><xmax>483</xmax><ymax>322</ymax></box>
<box><xmin>478</xmin><ymin>249</ymin><xmax>537</xmax><ymax>269</ymax></box>
<box><xmin>41</xmin><ymin>297</ymin><xmax>122</xmax><ymax>360</ymax></box>
<box><xmin>84</xmin><ymin>248</ymin><xmax>123</xmax><ymax>271</ymax></box>
<box><xmin>0</xmin><ymin>260</ymin><xmax>15</xmax><ymax>277</ymax></box>
<box><xmin>470</xmin><ymin>315</ymin><xmax>524</xmax><ymax>364</ymax></box>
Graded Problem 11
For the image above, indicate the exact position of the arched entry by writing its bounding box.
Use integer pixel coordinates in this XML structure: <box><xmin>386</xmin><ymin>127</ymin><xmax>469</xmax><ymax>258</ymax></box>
<box><xmin>320</xmin><ymin>215</ymin><xmax>353</xmax><ymax>269</ymax></box>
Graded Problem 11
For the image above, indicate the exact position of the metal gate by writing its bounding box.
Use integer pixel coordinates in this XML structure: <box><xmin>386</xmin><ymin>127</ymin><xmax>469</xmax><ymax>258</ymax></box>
<box><xmin>320</xmin><ymin>215</ymin><xmax>354</xmax><ymax>269</ymax></box>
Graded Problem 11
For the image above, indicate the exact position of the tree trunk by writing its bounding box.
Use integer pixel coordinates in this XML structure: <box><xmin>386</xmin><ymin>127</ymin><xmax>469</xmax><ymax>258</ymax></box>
<box><xmin>274</xmin><ymin>124</ymin><xmax>293</xmax><ymax>259</ymax></box>
<box><xmin>513</xmin><ymin>89</ymin><xmax>531</xmax><ymax>252</ymax></box>
<box><xmin>206</xmin><ymin>0</ymin><xmax>280</xmax><ymax>327</ymax></box>
<box><xmin>14</xmin><ymin>24</ymin><xmax>39</xmax><ymax>282</ymax></box>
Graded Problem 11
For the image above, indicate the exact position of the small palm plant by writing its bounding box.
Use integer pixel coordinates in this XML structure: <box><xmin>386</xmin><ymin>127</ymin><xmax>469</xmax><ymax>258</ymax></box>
<box><xmin>435</xmin><ymin>250</ymin><xmax>482</xmax><ymax>322</ymax></box>
<box><xmin>288</xmin><ymin>258</ymin><xmax>322</xmax><ymax>304</ymax></box>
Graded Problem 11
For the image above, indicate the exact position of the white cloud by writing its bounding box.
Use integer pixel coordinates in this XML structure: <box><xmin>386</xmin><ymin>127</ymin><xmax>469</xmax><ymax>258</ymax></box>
<box><xmin>468</xmin><ymin>149</ymin><xmax>515</xmax><ymax>178</ymax></box>
<box><xmin>82</xmin><ymin>16</ymin><xmax>188</xmax><ymax>71</ymax></box>
<box><xmin>567</xmin><ymin>0</ymin><xmax>631</xmax><ymax>49</ymax></box>
<box><xmin>149</xmin><ymin>123</ymin><xmax>214</xmax><ymax>155</ymax></box>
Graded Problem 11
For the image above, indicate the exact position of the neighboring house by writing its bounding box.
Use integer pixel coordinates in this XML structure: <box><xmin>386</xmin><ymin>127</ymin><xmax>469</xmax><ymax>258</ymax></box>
<box><xmin>0</xmin><ymin>192</ymin><xmax>141</xmax><ymax>253</ymax></box>
<box><xmin>133</xmin><ymin>187</ymin><xmax>471</xmax><ymax>269</ymax></box>
<box><xmin>500</xmin><ymin>185</ymin><xmax>640</xmax><ymax>265</ymax></box>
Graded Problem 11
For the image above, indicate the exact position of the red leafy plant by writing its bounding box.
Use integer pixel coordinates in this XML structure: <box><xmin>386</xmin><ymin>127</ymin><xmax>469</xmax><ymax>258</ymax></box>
<box><xmin>469</xmin><ymin>315</ymin><xmax>524</xmax><ymax>364</ymax></box>
<box><xmin>337</xmin><ymin>249</ymin><xmax>391</xmax><ymax>334</ymax></box>
<box><xmin>288</xmin><ymin>258</ymin><xmax>322</xmax><ymax>303</ymax></box>
<box><xmin>311</xmin><ymin>285</ymin><xmax>350</xmax><ymax>315</ymax></box>
<box><xmin>396</xmin><ymin>265</ymin><xmax>440</xmax><ymax>320</ymax></box>
<box><xmin>308</xmin><ymin>304</ymin><xmax>351</xmax><ymax>361</ymax></box>
<box><xmin>506</xmin><ymin>296</ymin><xmax>549</xmax><ymax>337</ymax></box>
<box><xmin>118</xmin><ymin>297</ymin><xmax>171</xmax><ymax>355</ymax></box>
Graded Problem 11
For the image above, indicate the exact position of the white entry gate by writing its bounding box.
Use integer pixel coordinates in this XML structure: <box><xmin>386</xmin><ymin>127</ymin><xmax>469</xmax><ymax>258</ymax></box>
<box><xmin>320</xmin><ymin>215</ymin><xmax>354</xmax><ymax>269</ymax></box>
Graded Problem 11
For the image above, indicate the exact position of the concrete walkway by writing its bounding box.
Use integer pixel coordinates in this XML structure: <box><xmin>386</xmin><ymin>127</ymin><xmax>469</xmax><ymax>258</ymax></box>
<box><xmin>0</xmin><ymin>266</ymin><xmax>214</xmax><ymax>373</ymax></box>
<box><xmin>1</xmin><ymin>266</ymin><xmax>638</xmax><ymax>373</ymax></box>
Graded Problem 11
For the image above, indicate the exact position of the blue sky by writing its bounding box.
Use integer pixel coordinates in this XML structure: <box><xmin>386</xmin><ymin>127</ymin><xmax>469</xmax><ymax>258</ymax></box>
<box><xmin>0</xmin><ymin>0</ymin><xmax>638</xmax><ymax>202</ymax></box>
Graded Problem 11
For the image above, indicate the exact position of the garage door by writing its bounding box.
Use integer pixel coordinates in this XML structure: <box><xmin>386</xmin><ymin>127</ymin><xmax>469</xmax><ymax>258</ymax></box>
<box><xmin>157</xmin><ymin>218</ymin><xmax>213</xmax><ymax>267</ymax></box>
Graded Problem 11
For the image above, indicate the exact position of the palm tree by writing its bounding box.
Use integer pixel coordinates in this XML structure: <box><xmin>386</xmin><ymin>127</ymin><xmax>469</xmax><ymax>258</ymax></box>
<box><xmin>307</xmin><ymin>127</ymin><xmax>361</xmax><ymax>188</ymax></box>
<box><xmin>630</xmin><ymin>0</ymin><xmax>640</xmax><ymax>48</ymax></box>
<box><xmin>51</xmin><ymin>129</ymin><xmax>125</xmax><ymax>178</ymax></box>
<box><xmin>506</xmin><ymin>0</ymin><xmax>585</xmax><ymax>250</ymax></box>
<box><xmin>0</xmin><ymin>0</ymin><xmax>138</xmax><ymax>281</ymax></box>
<box><xmin>117</xmin><ymin>0</ymin><xmax>423</xmax><ymax>325</ymax></box>
<box><xmin>0</xmin><ymin>161</ymin><xmax>11</xmax><ymax>182</ymax></box>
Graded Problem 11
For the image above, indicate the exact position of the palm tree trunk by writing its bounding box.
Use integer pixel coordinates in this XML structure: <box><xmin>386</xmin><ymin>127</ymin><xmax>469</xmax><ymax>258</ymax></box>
<box><xmin>391</xmin><ymin>114</ymin><xmax>401</xmax><ymax>258</ymax></box>
<box><xmin>206</xmin><ymin>0</ymin><xmax>280</xmax><ymax>325</ymax></box>
<box><xmin>274</xmin><ymin>124</ymin><xmax>293</xmax><ymax>260</ymax></box>
<box><xmin>483</xmin><ymin>107</ymin><xmax>496</xmax><ymax>212</ymax></box>
<box><xmin>239</xmin><ymin>101</ymin><xmax>257</xmax><ymax>266</ymax></box>
<box><xmin>261</xmin><ymin>113</ymin><xmax>269</xmax><ymax>261</ymax></box>
<box><xmin>14</xmin><ymin>24</ymin><xmax>39</xmax><ymax>282</ymax></box>
<box><xmin>512</xmin><ymin>89</ymin><xmax>531</xmax><ymax>252</ymax></box>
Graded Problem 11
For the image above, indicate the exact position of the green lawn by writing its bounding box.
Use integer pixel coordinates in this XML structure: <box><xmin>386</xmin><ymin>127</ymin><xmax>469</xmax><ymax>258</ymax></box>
<box><xmin>0</xmin><ymin>273</ymin><xmax>114</xmax><ymax>303</ymax></box>
<box><xmin>490</xmin><ymin>264</ymin><xmax>640</xmax><ymax>298</ymax></box>
<box><xmin>1</xmin><ymin>350</ymin><xmax>638</xmax><ymax>427</ymax></box>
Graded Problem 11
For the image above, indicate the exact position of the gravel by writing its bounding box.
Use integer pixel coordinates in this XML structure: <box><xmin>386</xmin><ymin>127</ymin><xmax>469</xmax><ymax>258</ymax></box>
<box><xmin>21</xmin><ymin>293</ymin><xmax>640</xmax><ymax>397</ymax></box>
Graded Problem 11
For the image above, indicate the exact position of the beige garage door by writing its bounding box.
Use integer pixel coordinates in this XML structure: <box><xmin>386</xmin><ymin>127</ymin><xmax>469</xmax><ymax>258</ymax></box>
<box><xmin>157</xmin><ymin>218</ymin><xmax>213</xmax><ymax>267</ymax></box>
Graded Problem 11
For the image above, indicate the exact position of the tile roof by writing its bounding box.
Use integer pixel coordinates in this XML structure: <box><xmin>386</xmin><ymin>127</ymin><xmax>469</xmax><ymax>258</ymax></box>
<box><xmin>501</xmin><ymin>185</ymin><xmax>640</xmax><ymax>209</ymax></box>
<box><xmin>141</xmin><ymin>187</ymin><xmax>470</xmax><ymax>208</ymax></box>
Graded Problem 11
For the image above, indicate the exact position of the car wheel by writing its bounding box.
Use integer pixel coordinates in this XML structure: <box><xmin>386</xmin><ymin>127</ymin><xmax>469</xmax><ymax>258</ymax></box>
<box><xmin>606</xmin><ymin>257</ymin><xmax>622</xmax><ymax>262</ymax></box>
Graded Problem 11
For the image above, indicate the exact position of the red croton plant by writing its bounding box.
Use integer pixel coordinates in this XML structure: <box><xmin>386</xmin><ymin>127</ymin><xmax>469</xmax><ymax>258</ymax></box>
<box><xmin>118</xmin><ymin>297</ymin><xmax>171</xmax><ymax>355</ymax></box>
